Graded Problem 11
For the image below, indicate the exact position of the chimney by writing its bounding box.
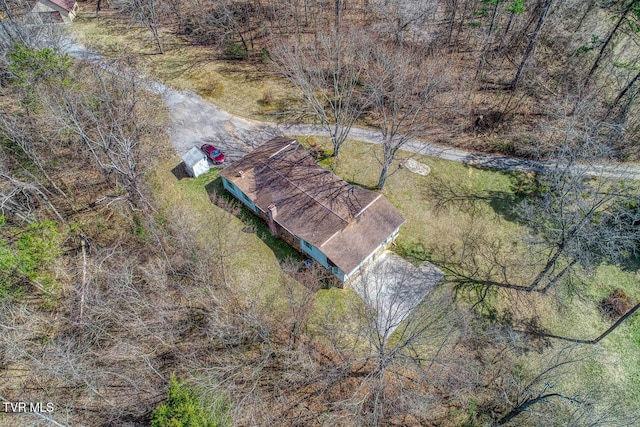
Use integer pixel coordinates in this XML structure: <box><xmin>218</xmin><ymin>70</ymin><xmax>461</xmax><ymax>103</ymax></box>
<box><xmin>238</xmin><ymin>170</ymin><xmax>244</xmax><ymax>178</ymax></box>
<box><xmin>267</xmin><ymin>204</ymin><xmax>278</xmax><ymax>236</ymax></box>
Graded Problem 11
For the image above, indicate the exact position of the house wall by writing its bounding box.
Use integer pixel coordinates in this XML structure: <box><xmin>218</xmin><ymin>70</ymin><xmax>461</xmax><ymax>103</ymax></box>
<box><xmin>274</xmin><ymin>224</ymin><xmax>299</xmax><ymax>249</ymax></box>
<box><xmin>222</xmin><ymin>177</ymin><xmax>258</xmax><ymax>213</ymax></box>
<box><xmin>300</xmin><ymin>239</ymin><xmax>328</xmax><ymax>267</ymax></box>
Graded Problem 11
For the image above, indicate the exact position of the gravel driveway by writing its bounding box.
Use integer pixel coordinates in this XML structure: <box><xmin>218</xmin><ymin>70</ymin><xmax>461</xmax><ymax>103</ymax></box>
<box><xmin>163</xmin><ymin>89</ymin><xmax>281</xmax><ymax>164</ymax></box>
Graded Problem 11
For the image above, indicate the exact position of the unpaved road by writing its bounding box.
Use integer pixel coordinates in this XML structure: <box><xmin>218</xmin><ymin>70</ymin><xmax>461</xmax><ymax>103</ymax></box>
<box><xmin>65</xmin><ymin>43</ymin><xmax>640</xmax><ymax>180</ymax></box>
<box><xmin>165</xmin><ymin>91</ymin><xmax>640</xmax><ymax>181</ymax></box>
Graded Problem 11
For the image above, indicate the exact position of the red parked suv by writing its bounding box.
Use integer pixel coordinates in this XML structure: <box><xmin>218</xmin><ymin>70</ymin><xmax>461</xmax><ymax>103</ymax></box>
<box><xmin>200</xmin><ymin>144</ymin><xmax>225</xmax><ymax>164</ymax></box>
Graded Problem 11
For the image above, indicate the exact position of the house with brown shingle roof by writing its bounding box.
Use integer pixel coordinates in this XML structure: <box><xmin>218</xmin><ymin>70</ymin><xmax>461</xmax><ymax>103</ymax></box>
<box><xmin>219</xmin><ymin>137</ymin><xmax>406</xmax><ymax>283</ymax></box>
<box><xmin>32</xmin><ymin>0</ymin><xmax>78</xmax><ymax>23</ymax></box>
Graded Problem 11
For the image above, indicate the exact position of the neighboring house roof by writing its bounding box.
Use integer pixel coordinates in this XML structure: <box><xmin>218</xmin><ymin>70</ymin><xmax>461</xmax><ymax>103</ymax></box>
<box><xmin>32</xmin><ymin>0</ymin><xmax>77</xmax><ymax>22</ymax></box>
<box><xmin>220</xmin><ymin>138</ymin><xmax>406</xmax><ymax>275</ymax></box>
<box><xmin>47</xmin><ymin>0</ymin><xmax>76</xmax><ymax>12</ymax></box>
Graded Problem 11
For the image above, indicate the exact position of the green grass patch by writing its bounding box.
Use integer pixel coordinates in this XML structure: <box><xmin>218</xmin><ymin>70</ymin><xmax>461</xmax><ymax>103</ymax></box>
<box><xmin>71</xmin><ymin>12</ymin><xmax>295</xmax><ymax>121</ymax></box>
<box><xmin>298</xmin><ymin>136</ymin><xmax>524</xmax><ymax>264</ymax></box>
<box><xmin>147</xmin><ymin>159</ymin><xmax>281</xmax><ymax>296</ymax></box>
<box><xmin>0</xmin><ymin>218</ymin><xmax>62</xmax><ymax>303</ymax></box>
<box><xmin>203</xmin><ymin>176</ymin><xmax>301</xmax><ymax>262</ymax></box>
<box><xmin>299</xmin><ymin>136</ymin><xmax>640</xmax><ymax>416</ymax></box>
<box><xmin>147</xmin><ymin>157</ymin><xmax>360</xmax><ymax>350</ymax></box>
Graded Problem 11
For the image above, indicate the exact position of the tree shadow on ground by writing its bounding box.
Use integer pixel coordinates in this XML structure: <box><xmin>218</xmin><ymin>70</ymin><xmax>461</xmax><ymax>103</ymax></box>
<box><xmin>425</xmin><ymin>167</ymin><xmax>529</xmax><ymax>223</ymax></box>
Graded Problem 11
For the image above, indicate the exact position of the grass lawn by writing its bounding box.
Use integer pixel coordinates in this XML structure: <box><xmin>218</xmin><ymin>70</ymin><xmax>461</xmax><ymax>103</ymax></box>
<box><xmin>300</xmin><ymin>135</ymin><xmax>640</xmax><ymax>414</ymax></box>
<box><xmin>146</xmin><ymin>157</ymin><xmax>366</xmax><ymax>346</ymax></box>
<box><xmin>146</xmin><ymin>159</ymin><xmax>284</xmax><ymax>302</ymax></box>
<box><xmin>70</xmin><ymin>12</ymin><xmax>295</xmax><ymax>121</ymax></box>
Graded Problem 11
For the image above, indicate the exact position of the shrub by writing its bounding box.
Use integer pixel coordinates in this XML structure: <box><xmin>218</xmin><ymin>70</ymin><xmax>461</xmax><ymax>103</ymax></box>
<box><xmin>152</xmin><ymin>375</ymin><xmax>231</xmax><ymax>427</ymax></box>
<box><xmin>202</xmin><ymin>80</ymin><xmax>224</xmax><ymax>98</ymax></box>
<box><xmin>601</xmin><ymin>289</ymin><xmax>636</xmax><ymax>319</ymax></box>
<box><xmin>260</xmin><ymin>47</ymin><xmax>269</xmax><ymax>62</ymax></box>
<box><xmin>224</xmin><ymin>42</ymin><xmax>247</xmax><ymax>60</ymax></box>
<box><xmin>260</xmin><ymin>90</ymin><xmax>275</xmax><ymax>106</ymax></box>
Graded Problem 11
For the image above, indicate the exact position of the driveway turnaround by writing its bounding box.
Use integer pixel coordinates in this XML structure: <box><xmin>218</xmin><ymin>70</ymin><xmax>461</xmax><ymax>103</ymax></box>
<box><xmin>350</xmin><ymin>251</ymin><xmax>444</xmax><ymax>337</ymax></box>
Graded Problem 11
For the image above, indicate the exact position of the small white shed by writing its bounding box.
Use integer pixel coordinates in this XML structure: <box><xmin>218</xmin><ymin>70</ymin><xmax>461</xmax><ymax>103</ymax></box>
<box><xmin>181</xmin><ymin>147</ymin><xmax>209</xmax><ymax>178</ymax></box>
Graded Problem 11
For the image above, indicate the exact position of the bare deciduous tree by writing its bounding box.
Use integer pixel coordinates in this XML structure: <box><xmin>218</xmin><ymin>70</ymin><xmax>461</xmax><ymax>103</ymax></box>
<box><xmin>271</xmin><ymin>28</ymin><xmax>371</xmax><ymax>159</ymax></box>
<box><xmin>117</xmin><ymin>0</ymin><xmax>165</xmax><ymax>54</ymax></box>
<box><xmin>328</xmin><ymin>253</ymin><xmax>452</xmax><ymax>424</ymax></box>
<box><xmin>514</xmin><ymin>131</ymin><xmax>640</xmax><ymax>293</ymax></box>
<box><xmin>364</xmin><ymin>43</ymin><xmax>447</xmax><ymax>189</ymax></box>
<box><xmin>510</xmin><ymin>0</ymin><xmax>554</xmax><ymax>90</ymax></box>
<box><xmin>369</xmin><ymin>0</ymin><xmax>439</xmax><ymax>46</ymax></box>
<box><xmin>585</xmin><ymin>0</ymin><xmax>639</xmax><ymax>84</ymax></box>
<box><xmin>52</xmin><ymin>60</ymin><xmax>163</xmax><ymax>209</ymax></box>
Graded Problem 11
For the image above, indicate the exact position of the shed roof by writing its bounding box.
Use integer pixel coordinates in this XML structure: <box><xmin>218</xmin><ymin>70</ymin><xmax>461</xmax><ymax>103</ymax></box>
<box><xmin>181</xmin><ymin>146</ymin><xmax>206</xmax><ymax>167</ymax></box>
<box><xmin>220</xmin><ymin>138</ymin><xmax>406</xmax><ymax>275</ymax></box>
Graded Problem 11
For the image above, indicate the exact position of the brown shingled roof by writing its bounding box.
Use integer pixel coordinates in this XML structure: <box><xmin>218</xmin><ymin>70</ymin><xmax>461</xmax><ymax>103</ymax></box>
<box><xmin>49</xmin><ymin>0</ymin><xmax>76</xmax><ymax>11</ymax></box>
<box><xmin>220</xmin><ymin>138</ymin><xmax>406</xmax><ymax>276</ymax></box>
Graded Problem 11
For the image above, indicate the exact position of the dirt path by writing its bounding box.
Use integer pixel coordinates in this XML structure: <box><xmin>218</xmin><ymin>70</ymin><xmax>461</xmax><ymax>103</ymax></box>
<box><xmin>164</xmin><ymin>92</ymin><xmax>640</xmax><ymax>180</ymax></box>
<box><xmin>65</xmin><ymin>42</ymin><xmax>640</xmax><ymax>181</ymax></box>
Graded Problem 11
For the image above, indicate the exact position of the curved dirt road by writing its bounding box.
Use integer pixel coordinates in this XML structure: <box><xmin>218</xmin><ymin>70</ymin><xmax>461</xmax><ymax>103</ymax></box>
<box><xmin>65</xmin><ymin>43</ymin><xmax>640</xmax><ymax>180</ymax></box>
<box><xmin>165</xmin><ymin>91</ymin><xmax>640</xmax><ymax>180</ymax></box>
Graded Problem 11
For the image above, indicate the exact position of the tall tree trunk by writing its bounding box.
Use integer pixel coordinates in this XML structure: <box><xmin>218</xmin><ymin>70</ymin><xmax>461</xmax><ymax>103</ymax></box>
<box><xmin>511</xmin><ymin>0</ymin><xmax>554</xmax><ymax>90</ymax></box>
<box><xmin>445</xmin><ymin>0</ymin><xmax>458</xmax><ymax>46</ymax></box>
<box><xmin>497</xmin><ymin>11</ymin><xmax>515</xmax><ymax>52</ymax></box>
<box><xmin>475</xmin><ymin>0</ymin><xmax>501</xmax><ymax>85</ymax></box>
<box><xmin>539</xmin><ymin>258</ymin><xmax>578</xmax><ymax>293</ymax></box>
<box><xmin>454</xmin><ymin>0</ymin><xmax>470</xmax><ymax>49</ymax></box>
<box><xmin>605</xmin><ymin>69</ymin><xmax>640</xmax><ymax>120</ymax></box>
<box><xmin>496</xmin><ymin>393</ymin><xmax>580</xmax><ymax>426</ymax></box>
<box><xmin>574</xmin><ymin>0</ymin><xmax>598</xmax><ymax>32</ymax></box>
<box><xmin>527</xmin><ymin>240</ymin><xmax>565</xmax><ymax>291</ymax></box>
<box><xmin>377</xmin><ymin>161</ymin><xmax>391</xmax><ymax>190</ymax></box>
<box><xmin>527</xmin><ymin>301</ymin><xmax>640</xmax><ymax>345</ymax></box>
<box><xmin>585</xmin><ymin>0</ymin><xmax>635</xmax><ymax>83</ymax></box>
